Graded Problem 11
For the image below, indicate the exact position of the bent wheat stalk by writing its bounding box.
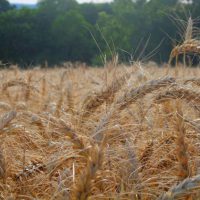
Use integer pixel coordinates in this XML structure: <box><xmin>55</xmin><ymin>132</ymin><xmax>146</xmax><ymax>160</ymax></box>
<box><xmin>184</xmin><ymin>118</ymin><xmax>200</xmax><ymax>133</ymax></box>
<box><xmin>0</xmin><ymin>111</ymin><xmax>17</xmax><ymax>130</ymax></box>
<box><xmin>157</xmin><ymin>174</ymin><xmax>200</xmax><ymax>200</ymax></box>
<box><xmin>154</xmin><ymin>87</ymin><xmax>200</xmax><ymax>105</ymax></box>
<box><xmin>116</xmin><ymin>77</ymin><xmax>175</xmax><ymax>110</ymax></box>
<box><xmin>169</xmin><ymin>39</ymin><xmax>200</xmax><ymax>64</ymax></box>
<box><xmin>2</xmin><ymin>79</ymin><xmax>38</xmax><ymax>92</ymax></box>
<box><xmin>168</xmin><ymin>17</ymin><xmax>200</xmax><ymax>65</ymax></box>
<box><xmin>184</xmin><ymin>78</ymin><xmax>200</xmax><ymax>87</ymax></box>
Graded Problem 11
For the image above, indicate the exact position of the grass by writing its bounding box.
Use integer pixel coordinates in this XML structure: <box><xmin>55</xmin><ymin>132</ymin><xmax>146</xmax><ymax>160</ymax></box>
<box><xmin>0</xmin><ymin>62</ymin><xmax>200</xmax><ymax>199</ymax></box>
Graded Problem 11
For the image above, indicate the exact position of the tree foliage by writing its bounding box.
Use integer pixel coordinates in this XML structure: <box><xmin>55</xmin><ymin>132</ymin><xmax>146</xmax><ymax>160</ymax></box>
<box><xmin>0</xmin><ymin>0</ymin><xmax>13</xmax><ymax>12</ymax></box>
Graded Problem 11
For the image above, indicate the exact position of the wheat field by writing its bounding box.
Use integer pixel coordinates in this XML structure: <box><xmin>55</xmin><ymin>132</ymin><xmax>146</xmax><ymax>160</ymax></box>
<box><xmin>0</xmin><ymin>62</ymin><xmax>200</xmax><ymax>199</ymax></box>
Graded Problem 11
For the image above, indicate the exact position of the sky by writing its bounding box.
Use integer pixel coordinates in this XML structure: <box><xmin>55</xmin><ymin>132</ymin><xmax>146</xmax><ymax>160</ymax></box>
<box><xmin>8</xmin><ymin>0</ymin><xmax>112</xmax><ymax>4</ymax></box>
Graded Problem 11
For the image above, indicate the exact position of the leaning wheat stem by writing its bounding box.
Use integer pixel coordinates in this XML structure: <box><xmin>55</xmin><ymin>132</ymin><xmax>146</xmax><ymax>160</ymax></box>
<box><xmin>169</xmin><ymin>39</ymin><xmax>200</xmax><ymax>65</ymax></box>
<box><xmin>154</xmin><ymin>86</ymin><xmax>200</xmax><ymax>105</ymax></box>
<box><xmin>184</xmin><ymin>78</ymin><xmax>200</xmax><ymax>87</ymax></box>
<box><xmin>2</xmin><ymin>79</ymin><xmax>37</xmax><ymax>92</ymax></box>
<box><xmin>157</xmin><ymin>174</ymin><xmax>200</xmax><ymax>200</ymax></box>
<box><xmin>116</xmin><ymin>77</ymin><xmax>175</xmax><ymax>110</ymax></box>
<box><xmin>0</xmin><ymin>111</ymin><xmax>17</xmax><ymax>130</ymax></box>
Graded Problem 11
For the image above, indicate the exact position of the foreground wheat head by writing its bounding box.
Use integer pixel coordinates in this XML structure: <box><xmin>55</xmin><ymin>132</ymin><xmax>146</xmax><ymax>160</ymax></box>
<box><xmin>169</xmin><ymin>17</ymin><xmax>200</xmax><ymax>66</ymax></box>
<box><xmin>0</xmin><ymin>63</ymin><xmax>200</xmax><ymax>199</ymax></box>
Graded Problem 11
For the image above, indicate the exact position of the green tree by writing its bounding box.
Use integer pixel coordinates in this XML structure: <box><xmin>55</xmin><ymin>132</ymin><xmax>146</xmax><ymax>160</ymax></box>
<box><xmin>51</xmin><ymin>10</ymin><xmax>95</xmax><ymax>63</ymax></box>
<box><xmin>38</xmin><ymin>0</ymin><xmax>78</xmax><ymax>14</ymax></box>
<box><xmin>0</xmin><ymin>0</ymin><xmax>13</xmax><ymax>12</ymax></box>
<box><xmin>0</xmin><ymin>8</ymin><xmax>47</xmax><ymax>66</ymax></box>
<box><xmin>0</xmin><ymin>0</ymin><xmax>193</xmax><ymax>66</ymax></box>
<box><xmin>95</xmin><ymin>11</ymin><xmax>132</xmax><ymax>63</ymax></box>
<box><xmin>80</xmin><ymin>3</ymin><xmax>99</xmax><ymax>25</ymax></box>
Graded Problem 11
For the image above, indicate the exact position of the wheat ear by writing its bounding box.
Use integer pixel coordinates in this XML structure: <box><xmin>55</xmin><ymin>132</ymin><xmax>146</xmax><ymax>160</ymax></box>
<box><xmin>2</xmin><ymin>79</ymin><xmax>37</xmax><ymax>92</ymax></box>
<box><xmin>66</xmin><ymin>83</ymin><xmax>74</xmax><ymax>113</ymax></box>
<box><xmin>169</xmin><ymin>39</ymin><xmax>200</xmax><ymax>65</ymax></box>
<box><xmin>72</xmin><ymin>144</ymin><xmax>103</xmax><ymax>200</ymax></box>
<box><xmin>184</xmin><ymin>118</ymin><xmax>200</xmax><ymax>133</ymax></box>
<box><xmin>0</xmin><ymin>145</ymin><xmax>6</xmax><ymax>181</ymax></box>
<box><xmin>58</xmin><ymin>123</ymin><xmax>85</xmax><ymax>151</ymax></box>
<box><xmin>116</xmin><ymin>77</ymin><xmax>175</xmax><ymax>110</ymax></box>
<box><xmin>184</xmin><ymin>78</ymin><xmax>200</xmax><ymax>87</ymax></box>
<box><xmin>24</xmin><ymin>72</ymin><xmax>33</xmax><ymax>101</ymax></box>
<box><xmin>174</xmin><ymin>103</ymin><xmax>190</xmax><ymax>181</ymax></box>
<box><xmin>82</xmin><ymin>72</ymin><xmax>131</xmax><ymax>118</ymax></box>
<box><xmin>0</xmin><ymin>111</ymin><xmax>17</xmax><ymax>130</ymax></box>
<box><xmin>185</xmin><ymin>17</ymin><xmax>193</xmax><ymax>41</ymax></box>
<box><xmin>154</xmin><ymin>86</ymin><xmax>200</xmax><ymax>105</ymax></box>
<box><xmin>157</xmin><ymin>174</ymin><xmax>200</xmax><ymax>200</ymax></box>
<box><xmin>168</xmin><ymin>17</ymin><xmax>195</xmax><ymax>65</ymax></box>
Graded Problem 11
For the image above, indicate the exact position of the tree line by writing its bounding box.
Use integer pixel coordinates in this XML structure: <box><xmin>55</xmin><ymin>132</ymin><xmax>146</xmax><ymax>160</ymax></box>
<box><xmin>0</xmin><ymin>0</ymin><xmax>199</xmax><ymax>67</ymax></box>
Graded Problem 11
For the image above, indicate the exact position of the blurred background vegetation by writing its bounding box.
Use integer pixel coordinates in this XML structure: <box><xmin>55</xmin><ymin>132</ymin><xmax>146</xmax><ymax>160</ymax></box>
<box><xmin>0</xmin><ymin>0</ymin><xmax>199</xmax><ymax>67</ymax></box>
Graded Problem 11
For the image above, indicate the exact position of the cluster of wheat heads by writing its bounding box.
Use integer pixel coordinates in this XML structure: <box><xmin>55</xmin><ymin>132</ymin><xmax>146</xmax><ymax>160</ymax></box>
<box><xmin>169</xmin><ymin>17</ymin><xmax>200</xmax><ymax>66</ymax></box>
<box><xmin>0</xmin><ymin>64</ymin><xmax>200</xmax><ymax>199</ymax></box>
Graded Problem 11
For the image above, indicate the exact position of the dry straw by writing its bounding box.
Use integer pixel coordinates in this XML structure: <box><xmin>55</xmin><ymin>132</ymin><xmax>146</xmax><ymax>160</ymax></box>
<box><xmin>1</xmin><ymin>45</ymin><xmax>200</xmax><ymax>199</ymax></box>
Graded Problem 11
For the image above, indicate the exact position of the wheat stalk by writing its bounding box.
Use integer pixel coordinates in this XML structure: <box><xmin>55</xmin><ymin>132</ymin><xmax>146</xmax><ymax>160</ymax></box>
<box><xmin>55</xmin><ymin>91</ymin><xmax>64</xmax><ymax>117</ymax></box>
<box><xmin>66</xmin><ymin>82</ymin><xmax>74</xmax><ymax>113</ymax></box>
<box><xmin>24</xmin><ymin>72</ymin><xmax>33</xmax><ymax>101</ymax></box>
<box><xmin>125</xmin><ymin>139</ymin><xmax>142</xmax><ymax>200</ymax></box>
<box><xmin>41</xmin><ymin>76</ymin><xmax>46</xmax><ymax>97</ymax></box>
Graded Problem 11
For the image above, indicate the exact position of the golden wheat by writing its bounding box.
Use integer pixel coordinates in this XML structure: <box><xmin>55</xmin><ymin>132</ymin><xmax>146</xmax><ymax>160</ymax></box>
<box><xmin>0</xmin><ymin>64</ymin><xmax>199</xmax><ymax>199</ymax></box>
